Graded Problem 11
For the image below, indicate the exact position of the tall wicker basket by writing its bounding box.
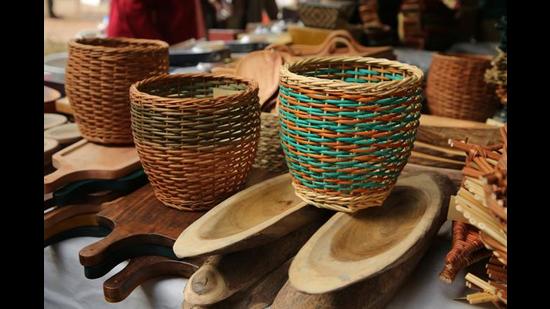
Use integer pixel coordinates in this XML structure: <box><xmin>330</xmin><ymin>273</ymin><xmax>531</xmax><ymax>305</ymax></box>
<box><xmin>279</xmin><ymin>56</ymin><xmax>424</xmax><ymax>213</ymax></box>
<box><xmin>66</xmin><ymin>37</ymin><xmax>169</xmax><ymax>144</ymax></box>
<box><xmin>129</xmin><ymin>74</ymin><xmax>260</xmax><ymax>211</ymax></box>
<box><xmin>426</xmin><ymin>53</ymin><xmax>499</xmax><ymax>121</ymax></box>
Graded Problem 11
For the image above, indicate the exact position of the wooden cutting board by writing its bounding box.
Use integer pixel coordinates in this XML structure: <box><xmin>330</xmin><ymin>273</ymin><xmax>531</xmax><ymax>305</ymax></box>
<box><xmin>79</xmin><ymin>168</ymin><xmax>281</xmax><ymax>278</ymax></box>
<box><xmin>44</xmin><ymin>202</ymin><xmax>111</xmax><ymax>247</ymax></box>
<box><xmin>44</xmin><ymin>139</ymin><xmax>141</xmax><ymax>194</ymax></box>
<box><xmin>103</xmin><ymin>255</ymin><xmax>203</xmax><ymax>303</ymax></box>
<box><xmin>235</xmin><ymin>50</ymin><xmax>282</xmax><ymax>108</ymax></box>
<box><xmin>44</xmin><ymin>169</ymin><xmax>148</xmax><ymax>209</ymax></box>
<box><xmin>288</xmin><ymin>173</ymin><xmax>454</xmax><ymax>294</ymax></box>
<box><xmin>78</xmin><ymin>183</ymin><xmax>204</xmax><ymax>278</ymax></box>
<box><xmin>418</xmin><ymin>114</ymin><xmax>501</xmax><ymax>147</ymax></box>
<box><xmin>80</xmin><ymin>168</ymin><xmax>282</xmax><ymax>302</ymax></box>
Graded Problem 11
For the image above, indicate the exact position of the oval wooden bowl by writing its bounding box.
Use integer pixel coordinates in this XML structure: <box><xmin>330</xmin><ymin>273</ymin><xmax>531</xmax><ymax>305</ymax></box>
<box><xmin>173</xmin><ymin>173</ymin><xmax>325</xmax><ymax>258</ymax></box>
<box><xmin>288</xmin><ymin>173</ymin><xmax>453</xmax><ymax>294</ymax></box>
<box><xmin>44</xmin><ymin>138</ymin><xmax>59</xmax><ymax>166</ymax></box>
<box><xmin>44</xmin><ymin>113</ymin><xmax>67</xmax><ymax>130</ymax></box>
<box><xmin>44</xmin><ymin>123</ymin><xmax>81</xmax><ymax>144</ymax></box>
<box><xmin>44</xmin><ymin>86</ymin><xmax>61</xmax><ymax>113</ymax></box>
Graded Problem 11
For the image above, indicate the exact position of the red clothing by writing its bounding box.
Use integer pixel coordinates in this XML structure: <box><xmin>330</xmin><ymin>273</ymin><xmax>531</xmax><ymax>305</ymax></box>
<box><xmin>107</xmin><ymin>0</ymin><xmax>206</xmax><ymax>45</ymax></box>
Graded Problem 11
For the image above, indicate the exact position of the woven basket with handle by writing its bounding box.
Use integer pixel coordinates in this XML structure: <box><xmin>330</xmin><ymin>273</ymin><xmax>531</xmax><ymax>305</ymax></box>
<box><xmin>279</xmin><ymin>56</ymin><xmax>424</xmax><ymax>212</ymax></box>
<box><xmin>66</xmin><ymin>37</ymin><xmax>169</xmax><ymax>144</ymax></box>
<box><xmin>426</xmin><ymin>53</ymin><xmax>499</xmax><ymax>121</ymax></box>
<box><xmin>129</xmin><ymin>74</ymin><xmax>260</xmax><ymax>211</ymax></box>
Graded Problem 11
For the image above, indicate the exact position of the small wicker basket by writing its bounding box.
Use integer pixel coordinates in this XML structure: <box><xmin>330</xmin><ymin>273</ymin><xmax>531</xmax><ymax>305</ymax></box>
<box><xmin>279</xmin><ymin>56</ymin><xmax>424</xmax><ymax>213</ymax></box>
<box><xmin>253</xmin><ymin>112</ymin><xmax>288</xmax><ymax>173</ymax></box>
<box><xmin>129</xmin><ymin>74</ymin><xmax>260</xmax><ymax>211</ymax></box>
<box><xmin>426</xmin><ymin>53</ymin><xmax>499</xmax><ymax>121</ymax></box>
<box><xmin>66</xmin><ymin>37</ymin><xmax>169</xmax><ymax>144</ymax></box>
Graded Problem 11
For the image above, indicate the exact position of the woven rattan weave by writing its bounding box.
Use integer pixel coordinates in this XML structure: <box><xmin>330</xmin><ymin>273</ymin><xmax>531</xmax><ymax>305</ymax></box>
<box><xmin>298</xmin><ymin>1</ymin><xmax>355</xmax><ymax>29</ymax></box>
<box><xmin>130</xmin><ymin>74</ymin><xmax>260</xmax><ymax>211</ymax></box>
<box><xmin>426</xmin><ymin>53</ymin><xmax>499</xmax><ymax>121</ymax></box>
<box><xmin>253</xmin><ymin>112</ymin><xmax>288</xmax><ymax>173</ymax></box>
<box><xmin>66</xmin><ymin>37</ymin><xmax>169</xmax><ymax>144</ymax></box>
<box><xmin>279</xmin><ymin>56</ymin><xmax>423</xmax><ymax>212</ymax></box>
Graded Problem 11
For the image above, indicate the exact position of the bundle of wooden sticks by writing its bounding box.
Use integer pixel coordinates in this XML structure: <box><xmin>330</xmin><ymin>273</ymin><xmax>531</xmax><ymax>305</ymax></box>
<box><xmin>441</xmin><ymin>126</ymin><xmax>507</xmax><ymax>308</ymax></box>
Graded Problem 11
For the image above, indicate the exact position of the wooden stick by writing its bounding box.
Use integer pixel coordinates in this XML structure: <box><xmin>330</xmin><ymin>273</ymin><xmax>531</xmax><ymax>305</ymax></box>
<box><xmin>466</xmin><ymin>292</ymin><xmax>498</xmax><ymax>304</ymax></box>
<box><xmin>183</xmin><ymin>258</ymin><xmax>292</xmax><ymax>309</ymax></box>
<box><xmin>183</xmin><ymin>217</ymin><xmax>328</xmax><ymax>305</ymax></box>
<box><xmin>465</xmin><ymin>273</ymin><xmax>496</xmax><ymax>294</ymax></box>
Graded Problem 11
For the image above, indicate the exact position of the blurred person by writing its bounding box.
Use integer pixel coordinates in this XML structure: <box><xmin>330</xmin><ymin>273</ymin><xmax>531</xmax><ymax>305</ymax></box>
<box><xmin>47</xmin><ymin>0</ymin><xmax>59</xmax><ymax>19</ymax></box>
<box><xmin>227</xmin><ymin>0</ymin><xmax>278</xmax><ymax>29</ymax></box>
<box><xmin>106</xmin><ymin>0</ymin><xmax>207</xmax><ymax>45</ymax></box>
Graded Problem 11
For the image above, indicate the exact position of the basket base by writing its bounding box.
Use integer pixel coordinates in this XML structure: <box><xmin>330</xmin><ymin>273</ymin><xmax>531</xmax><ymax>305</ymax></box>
<box><xmin>293</xmin><ymin>183</ymin><xmax>392</xmax><ymax>213</ymax></box>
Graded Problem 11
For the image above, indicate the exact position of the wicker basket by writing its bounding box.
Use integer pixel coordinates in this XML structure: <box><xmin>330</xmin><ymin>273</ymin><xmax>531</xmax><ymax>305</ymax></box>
<box><xmin>298</xmin><ymin>1</ymin><xmax>356</xmax><ymax>30</ymax></box>
<box><xmin>253</xmin><ymin>112</ymin><xmax>288</xmax><ymax>173</ymax></box>
<box><xmin>66</xmin><ymin>37</ymin><xmax>169</xmax><ymax>144</ymax></box>
<box><xmin>426</xmin><ymin>53</ymin><xmax>499</xmax><ymax>121</ymax></box>
<box><xmin>279</xmin><ymin>56</ymin><xmax>424</xmax><ymax>213</ymax></box>
<box><xmin>129</xmin><ymin>74</ymin><xmax>260</xmax><ymax>211</ymax></box>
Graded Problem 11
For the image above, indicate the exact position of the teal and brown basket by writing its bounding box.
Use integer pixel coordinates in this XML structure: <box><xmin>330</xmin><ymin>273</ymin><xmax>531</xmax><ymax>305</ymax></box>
<box><xmin>279</xmin><ymin>56</ymin><xmax>424</xmax><ymax>213</ymax></box>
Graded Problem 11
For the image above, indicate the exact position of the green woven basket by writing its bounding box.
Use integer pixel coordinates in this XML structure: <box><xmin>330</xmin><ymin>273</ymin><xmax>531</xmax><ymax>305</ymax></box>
<box><xmin>279</xmin><ymin>56</ymin><xmax>424</xmax><ymax>213</ymax></box>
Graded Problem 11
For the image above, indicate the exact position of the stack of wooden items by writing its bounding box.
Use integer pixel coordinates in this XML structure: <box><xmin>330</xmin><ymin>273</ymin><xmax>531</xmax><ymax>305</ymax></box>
<box><xmin>441</xmin><ymin>126</ymin><xmax>507</xmax><ymax>308</ymax></box>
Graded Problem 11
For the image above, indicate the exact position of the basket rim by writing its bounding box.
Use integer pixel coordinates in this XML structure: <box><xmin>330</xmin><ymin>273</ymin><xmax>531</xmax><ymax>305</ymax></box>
<box><xmin>130</xmin><ymin>73</ymin><xmax>259</xmax><ymax>105</ymax></box>
<box><xmin>280</xmin><ymin>56</ymin><xmax>423</xmax><ymax>94</ymax></box>
<box><xmin>68</xmin><ymin>37</ymin><xmax>169</xmax><ymax>53</ymax></box>
<box><xmin>434</xmin><ymin>52</ymin><xmax>492</xmax><ymax>62</ymax></box>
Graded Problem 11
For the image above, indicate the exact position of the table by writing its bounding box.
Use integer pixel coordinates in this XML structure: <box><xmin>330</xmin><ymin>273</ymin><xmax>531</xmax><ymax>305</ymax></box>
<box><xmin>44</xmin><ymin>220</ymin><xmax>486</xmax><ymax>309</ymax></box>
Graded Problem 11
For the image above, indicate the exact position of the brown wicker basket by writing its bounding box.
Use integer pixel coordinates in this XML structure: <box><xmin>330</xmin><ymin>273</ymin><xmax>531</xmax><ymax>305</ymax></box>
<box><xmin>66</xmin><ymin>37</ymin><xmax>169</xmax><ymax>144</ymax></box>
<box><xmin>426</xmin><ymin>53</ymin><xmax>499</xmax><ymax>122</ymax></box>
<box><xmin>129</xmin><ymin>74</ymin><xmax>260</xmax><ymax>211</ymax></box>
<box><xmin>253</xmin><ymin>112</ymin><xmax>288</xmax><ymax>173</ymax></box>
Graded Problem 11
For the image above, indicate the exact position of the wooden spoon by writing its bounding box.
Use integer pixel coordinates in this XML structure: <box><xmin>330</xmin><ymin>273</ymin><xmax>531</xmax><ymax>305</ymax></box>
<box><xmin>288</xmin><ymin>172</ymin><xmax>454</xmax><ymax>294</ymax></box>
<box><xmin>173</xmin><ymin>173</ymin><xmax>326</xmax><ymax>258</ymax></box>
<box><xmin>235</xmin><ymin>50</ymin><xmax>282</xmax><ymax>108</ymax></box>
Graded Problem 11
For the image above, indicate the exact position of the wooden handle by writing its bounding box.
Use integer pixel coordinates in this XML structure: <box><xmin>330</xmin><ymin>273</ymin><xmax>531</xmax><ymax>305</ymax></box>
<box><xmin>79</xmin><ymin>228</ymin><xmax>132</xmax><ymax>266</ymax></box>
<box><xmin>103</xmin><ymin>256</ymin><xmax>202</xmax><ymax>303</ymax></box>
<box><xmin>318</xmin><ymin>36</ymin><xmax>361</xmax><ymax>56</ymax></box>
<box><xmin>44</xmin><ymin>167</ymin><xmax>80</xmax><ymax>194</ymax></box>
<box><xmin>184</xmin><ymin>217</ymin><xmax>328</xmax><ymax>305</ymax></box>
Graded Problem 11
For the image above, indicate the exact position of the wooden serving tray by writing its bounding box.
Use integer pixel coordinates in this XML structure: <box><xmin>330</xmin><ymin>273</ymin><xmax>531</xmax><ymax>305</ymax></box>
<box><xmin>77</xmin><ymin>184</ymin><xmax>204</xmax><ymax>278</ymax></box>
<box><xmin>44</xmin><ymin>169</ymin><xmax>148</xmax><ymax>209</ymax></box>
<box><xmin>78</xmin><ymin>168</ymin><xmax>282</xmax><ymax>302</ymax></box>
<box><xmin>44</xmin><ymin>139</ymin><xmax>141</xmax><ymax>194</ymax></box>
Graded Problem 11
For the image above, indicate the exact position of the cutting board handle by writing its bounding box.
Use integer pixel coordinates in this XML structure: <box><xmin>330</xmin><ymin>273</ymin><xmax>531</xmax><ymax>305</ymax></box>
<box><xmin>103</xmin><ymin>256</ymin><xmax>199</xmax><ymax>303</ymax></box>
<box><xmin>44</xmin><ymin>168</ymin><xmax>81</xmax><ymax>194</ymax></box>
<box><xmin>79</xmin><ymin>228</ymin><xmax>130</xmax><ymax>266</ymax></box>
